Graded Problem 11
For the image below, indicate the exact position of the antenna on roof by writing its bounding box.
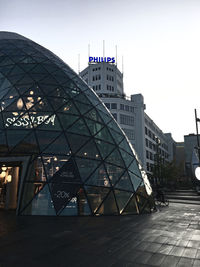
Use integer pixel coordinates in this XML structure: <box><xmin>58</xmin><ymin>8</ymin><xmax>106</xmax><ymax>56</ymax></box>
<box><xmin>88</xmin><ymin>43</ymin><xmax>90</xmax><ymax>65</ymax></box>
<box><xmin>122</xmin><ymin>56</ymin><xmax>124</xmax><ymax>76</ymax></box>
<box><xmin>78</xmin><ymin>53</ymin><xmax>80</xmax><ymax>74</ymax></box>
<box><xmin>103</xmin><ymin>40</ymin><xmax>105</xmax><ymax>58</ymax></box>
<box><xmin>115</xmin><ymin>45</ymin><xmax>118</xmax><ymax>66</ymax></box>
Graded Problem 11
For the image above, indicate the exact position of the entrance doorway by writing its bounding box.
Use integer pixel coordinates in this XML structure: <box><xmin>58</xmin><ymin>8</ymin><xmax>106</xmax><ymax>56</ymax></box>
<box><xmin>0</xmin><ymin>165</ymin><xmax>21</xmax><ymax>210</ymax></box>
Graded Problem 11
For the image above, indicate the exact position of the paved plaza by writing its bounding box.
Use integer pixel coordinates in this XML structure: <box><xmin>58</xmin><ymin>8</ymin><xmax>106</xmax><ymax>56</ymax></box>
<box><xmin>1</xmin><ymin>203</ymin><xmax>200</xmax><ymax>266</ymax></box>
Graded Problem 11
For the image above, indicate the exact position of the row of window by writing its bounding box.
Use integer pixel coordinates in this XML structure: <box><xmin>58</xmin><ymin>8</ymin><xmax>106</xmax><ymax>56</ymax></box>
<box><xmin>107</xmin><ymin>75</ymin><xmax>114</xmax><ymax>81</ymax></box>
<box><xmin>107</xmin><ymin>67</ymin><xmax>114</xmax><ymax>72</ymax></box>
<box><xmin>105</xmin><ymin>103</ymin><xmax>117</xmax><ymax>109</ymax></box>
<box><xmin>93</xmin><ymin>67</ymin><xmax>101</xmax><ymax>71</ymax></box>
<box><xmin>93</xmin><ymin>85</ymin><xmax>101</xmax><ymax>91</ymax></box>
<box><xmin>120</xmin><ymin>104</ymin><xmax>134</xmax><ymax>113</ymax></box>
<box><xmin>145</xmin><ymin>127</ymin><xmax>168</xmax><ymax>151</ymax></box>
<box><xmin>146</xmin><ymin>149</ymin><xmax>169</xmax><ymax>160</ymax></box>
<box><xmin>107</xmin><ymin>85</ymin><xmax>114</xmax><ymax>91</ymax></box>
<box><xmin>120</xmin><ymin>114</ymin><xmax>134</xmax><ymax>126</ymax></box>
<box><xmin>92</xmin><ymin>75</ymin><xmax>101</xmax><ymax>81</ymax></box>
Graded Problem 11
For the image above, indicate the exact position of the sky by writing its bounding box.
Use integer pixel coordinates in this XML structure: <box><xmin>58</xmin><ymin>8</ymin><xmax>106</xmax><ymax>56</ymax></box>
<box><xmin>1</xmin><ymin>0</ymin><xmax>200</xmax><ymax>142</ymax></box>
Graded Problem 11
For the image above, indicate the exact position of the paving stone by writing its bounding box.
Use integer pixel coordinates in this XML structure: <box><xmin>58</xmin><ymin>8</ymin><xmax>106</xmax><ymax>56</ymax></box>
<box><xmin>176</xmin><ymin>257</ymin><xmax>194</xmax><ymax>267</ymax></box>
<box><xmin>182</xmin><ymin>247</ymin><xmax>197</xmax><ymax>259</ymax></box>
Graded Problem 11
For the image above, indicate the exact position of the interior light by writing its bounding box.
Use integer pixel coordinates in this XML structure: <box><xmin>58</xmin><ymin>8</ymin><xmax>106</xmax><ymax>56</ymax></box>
<box><xmin>2</xmin><ymin>167</ymin><xmax>7</xmax><ymax>171</ymax></box>
<box><xmin>6</xmin><ymin>175</ymin><xmax>12</xmax><ymax>183</ymax></box>
<box><xmin>84</xmin><ymin>152</ymin><xmax>87</xmax><ymax>156</ymax></box>
<box><xmin>9</xmin><ymin>95</ymin><xmax>13</xmax><ymax>99</ymax></box>
<box><xmin>30</xmin><ymin>91</ymin><xmax>34</xmax><ymax>95</ymax></box>
<box><xmin>195</xmin><ymin>167</ymin><xmax>200</xmax><ymax>180</ymax></box>
<box><xmin>54</xmin><ymin>157</ymin><xmax>58</xmax><ymax>161</ymax></box>
<box><xmin>17</xmin><ymin>98</ymin><xmax>24</xmax><ymax>109</ymax></box>
<box><xmin>0</xmin><ymin>171</ymin><xmax>6</xmax><ymax>178</ymax></box>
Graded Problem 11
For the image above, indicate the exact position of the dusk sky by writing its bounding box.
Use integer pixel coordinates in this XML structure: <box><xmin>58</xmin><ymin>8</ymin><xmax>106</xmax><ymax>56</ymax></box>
<box><xmin>1</xmin><ymin>0</ymin><xmax>200</xmax><ymax>142</ymax></box>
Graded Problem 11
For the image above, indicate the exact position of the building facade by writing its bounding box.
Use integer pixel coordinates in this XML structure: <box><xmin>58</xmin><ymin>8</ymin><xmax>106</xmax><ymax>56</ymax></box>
<box><xmin>80</xmin><ymin>62</ymin><xmax>175</xmax><ymax>183</ymax></box>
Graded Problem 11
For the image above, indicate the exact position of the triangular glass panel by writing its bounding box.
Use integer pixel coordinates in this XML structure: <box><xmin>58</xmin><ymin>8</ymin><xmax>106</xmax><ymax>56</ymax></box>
<box><xmin>122</xmin><ymin>195</ymin><xmax>139</xmax><ymax>215</ymax></box>
<box><xmin>76</xmin><ymin>139</ymin><xmax>99</xmax><ymax>160</ymax></box>
<box><xmin>51</xmin><ymin>70</ymin><xmax>70</xmax><ymax>85</ymax></box>
<box><xmin>19</xmin><ymin>56</ymin><xmax>37</xmax><ymax>63</ymax></box>
<box><xmin>84</xmin><ymin>118</ymin><xmax>104</xmax><ymax>136</ymax></box>
<box><xmin>25</xmin><ymin>157</ymin><xmax>47</xmax><ymax>182</ymax></box>
<box><xmin>8</xmin><ymin>65</ymin><xmax>25</xmax><ymax>75</ymax></box>
<box><xmin>56</xmin><ymin>100</ymin><xmax>79</xmax><ymax>115</ymax></box>
<box><xmin>57</xmin><ymin>113</ymin><xmax>79</xmax><ymax>130</ymax></box>
<box><xmin>114</xmin><ymin>171</ymin><xmax>134</xmax><ymax>192</ymax></box>
<box><xmin>96</xmin><ymin>190</ymin><xmax>118</xmax><ymax>215</ymax></box>
<box><xmin>119</xmin><ymin>149</ymin><xmax>134</xmax><ymax>168</ymax></box>
<box><xmin>94</xmin><ymin>126</ymin><xmax>115</xmax><ymax>144</ymax></box>
<box><xmin>110</xmin><ymin>131</ymin><xmax>124</xmax><ymax>145</ymax></box>
<box><xmin>17</xmin><ymin>63</ymin><xmax>36</xmax><ymax>72</ymax></box>
<box><xmin>35</xmin><ymin>130</ymin><xmax>61</xmax><ymax>152</ymax></box>
<box><xmin>135</xmin><ymin>194</ymin><xmax>148</xmax><ymax>213</ymax></box>
<box><xmin>21</xmin><ymin>84</ymin><xmax>46</xmax><ymax>97</ymax></box>
<box><xmin>129</xmin><ymin>171</ymin><xmax>143</xmax><ymax>192</ymax></box>
<box><xmin>84</xmin><ymin>108</ymin><xmax>104</xmax><ymax>123</ymax></box>
<box><xmin>43</xmin><ymin>133</ymin><xmax>70</xmax><ymax>155</ymax></box>
<box><xmin>6</xmin><ymin>129</ymin><xmax>30</xmax><ymax>150</ymax></box>
<box><xmin>3</xmin><ymin>97</ymin><xmax>26</xmax><ymax>112</ymax></box>
<box><xmin>21</xmin><ymin>183</ymin><xmax>56</xmax><ymax>215</ymax></box>
<box><xmin>104</xmin><ymin>163</ymin><xmax>125</xmax><ymax>186</ymax></box>
<box><xmin>74</xmin><ymin>101</ymin><xmax>93</xmax><ymax>115</ymax></box>
<box><xmin>40</xmin><ymin>63</ymin><xmax>59</xmax><ymax>73</ymax></box>
<box><xmin>47</xmin><ymin>86</ymin><xmax>70</xmax><ymax>99</ymax></box>
<box><xmin>75</xmin><ymin>158</ymin><xmax>101</xmax><ymax>183</ymax></box>
<box><xmin>65</xmin><ymin>132</ymin><xmax>90</xmax><ymax>154</ymax></box>
<box><xmin>1</xmin><ymin>86</ymin><xmax>20</xmax><ymax>100</ymax></box>
<box><xmin>84</xmin><ymin>186</ymin><xmax>110</xmax><ymax>214</ymax></box>
<box><xmin>9</xmin><ymin>74</ymin><xmax>26</xmax><ymax>84</ymax></box>
<box><xmin>105</xmin><ymin>148</ymin><xmax>125</xmax><ymax>168</ymax></box>
<box><xmin>67</xmin><ymin>118</ymin><xmax>90</xmax><ymax>136</ymax></box>
<box><xmin>83</xmin><ymin>89</ymin><xmax>100</xmax><ymax>106</ymax></box>
<box><xmin>0</xmin><ymin>78</ymin><xmax>11</xmax><ymax>92</ymax></box>
<box><xmin>0</xmin><ymin>130</ymin><xmax>8</xmax><ymax>153</ymax></box>
<box><xmin>24</xmin><ymin>97</ymin><xmax>52</xmax><ymax>112</ymax></box>
<box><xmin>114</xmin><ymin>190</ymin><xmax>133</xmax><ymax>214</ymax></box>
<box><xmin>59</xmin><ymin>196</ymin><xmax>78</xmax><ymax>216</ymax></box>
<box><xmin>0</xmin><ymin>65</ymin><xmax>14</xmax><ymax>76</ymax></box>
<box><xmin>119</xmin><ymin>138</ymin><xmax>133</xmax><ymax>155</ymax></box>
<box><xmin>39</xmin><ymin>75</ymin><xmax>58</xmax><ymax>85</ymax></box>
<box><xmin>95</xmin><ymin>139</ymin><xmax>115</xmax><ymax>160</ymax></box>
<box><xmin>14</xmin><ymin>74</ymin><xmax>34</xmax><ymax>85</ymax></box>
<box><xmin>129</xmin><ymin>160</ymin><xmax>142</xmax><ymax>178</ymax></box>
<box><xmin>107</xmin><ymin>119</ymin><xmax>122</xmax><ymax>133</ymax></box>
<box><xmin>30</xmin><ymin>64</ymin><xmax>49</xmax><ymax>74</ymax></box>
<box><xmin>29</xmin><ymin>73</ymin><xmax>49</xmax><ymax>83</ymax></box>
<box><xmin>85</xmin><ymin>163</ymin><xmax>111</xmax><ymax>187</ymax></box>
<box><xmin>0</xmin><ymin>57</ymin><xmax>14</xmax><ymax>66</ymax></box>
<box><xmin>73</xmin><ymin>92</ymin><xmax>92</xmax><ymax>105</ymax></box>
<box><xmin>10</xmin><ymin>131</ymin><xmax>39</xmax><ymax>154</ymax></box>
<box><xmin>96</xmin><ymin>109</ymin><xmax>112</xmax><ymax>125</ymax></box>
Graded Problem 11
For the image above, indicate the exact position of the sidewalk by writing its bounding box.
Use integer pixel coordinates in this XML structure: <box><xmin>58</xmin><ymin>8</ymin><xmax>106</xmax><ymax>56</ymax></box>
<box><xmin>0</xmin><ymin>203</ymin><xmax>200</xmax><ymax>266</ymax></box>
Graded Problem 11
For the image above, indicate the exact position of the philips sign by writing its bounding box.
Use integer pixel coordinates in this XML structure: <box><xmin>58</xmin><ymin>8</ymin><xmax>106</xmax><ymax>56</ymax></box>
<box><xmin>89</xmin><ymin>57</ymin><xmax>115</xmax><ymax>63</ymax></box>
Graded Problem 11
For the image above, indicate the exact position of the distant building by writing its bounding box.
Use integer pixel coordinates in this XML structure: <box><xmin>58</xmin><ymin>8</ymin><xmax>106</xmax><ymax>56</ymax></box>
<box><xmin>80</xmin><ymin>62</ymin><xmax>175</xmax><ymax>183</ymax></box>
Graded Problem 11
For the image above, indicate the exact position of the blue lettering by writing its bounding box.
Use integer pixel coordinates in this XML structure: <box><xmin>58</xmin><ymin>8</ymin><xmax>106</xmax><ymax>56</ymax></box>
<box><xmin>111</xmin><ymin>57</ymin><xmax>115</xmax><ymax>63</ymax></box>
<box><xmin>89</xmin><ymin>57</ymin><xmax>93</xmax><ymax>62</ymax></box>
<box><xmin>94</xmin><ymin>57</ymin><xmax>98</xmax><ymax>62</ymax></box>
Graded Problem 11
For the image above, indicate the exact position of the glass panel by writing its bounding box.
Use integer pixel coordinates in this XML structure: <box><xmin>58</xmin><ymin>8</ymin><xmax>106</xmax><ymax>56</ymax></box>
<box><xmin>74</xmin><ymin>101</ymin><xmax>93</xmax><ymax>115</ymax></box>
<box><xmin>78</xmin><ymin>189</ymin><xmax>91</xmax><ymax>215</ymax></box>
<box><xmin>96</xmin><ymin>191</ymin><xmax>118</xmax><ymax>215</ymax></box>
<box><xmin>104</xmin><ymin>164</ymin><xmax>125</xmax><ymax>186</ymax></box>
<box><xmin>114</xmin><ymin>190</ymin><xmax>133</xmax><ymax>214</ymax></box>
<box><xmin>67</xmin><ymin>118</ymin><xmax>90</xmax><ymax>136</ymax></box>
<box><xmin>114</xmin><ymin>171</ymin><xmax>134</xmax><ymax>191</ymax></box>
<box><xmin>6</xmin><ymin>129</ymin><xmax>30</xmax><ymax>149</ymax></box>
<box><xmin>75</xmin><ymin>158</ymin><xmax>101</xmax><ymax>182</ymax></box>
<box><xmin>26</xmin><ymin>157</ymin><xmax>47</xmax><ymax>182</ymax></box>
<box><xmin>84</xmin><ymin>108</ymin><xmax>103</xmax><ymax>123</ymax></box>
<box><xmin>107</xmin><ymin>118</ymin><xmax>122</xmax><ymax>133</ymax></box>
<box><xmin>119</xmin><ymin>138</ymin><xmax>133</xmax><ymax>155</ymax></box>
<box><xmin>56</xmin><ymin>100</ymin><xmax>79</xmax><ymax>115</ymax></box>
<box><xmin>122</xmin><ymin>195</ymin><xmax>139</xmax><ymax>215</ymax></box>
<box><xmin>57</xmin><ymin>113</ymin><xmax>79</xmax><ymax>130</ymax></box>
<box><xmin>110</xmin><ymin>131</ymin><xmax>124</xmax><ymax>145</ymax></box>
<box><xmin>105</xmin><ymin>148</ymin><xmax>125</xmax><ymax>168</ymax></box>
<box><xmin>129</xmin><ymin>172</ymin><xmax>142</xmax><ymax>192</ymax></box>
<box><xmin>59</xmin><ymin>196</ymin><xmax>78</xmax><ymax>216</ymax></box>
<box><xmin>0</xmin><ymin>130</ymin><xmax>8</xmax><ymax>153</ymax></box>
<box><xmin>85</xmin><ymin>164</ymin><xmax>111</xmax><ymax>187</ymax></box>
<box><xmin>129</xmin><ymin>160</ymin><xmax>142</xmax><ymax>178</ymax></box>
<box><xmin>10</xmin><ymin>132</ymin><xmax>39</xmax><ymax>154</ymax></box>
<box><xmin>76</xmin><ymin>139</ymin><xmax>99</xmax><ymax>160</ymax></box>
<box><xmin>119</xmin><ymin>149</ymin><xmax>134</xmax><ymax>168</ymax></box>
<box><xmin>73</xmin><ymin>93</ymin><xmax>91</xmax><ymax>105</ymax></box>
<box><xmin>135</xmin><ymin>194</ymin><xmax>148</xmax><ymax>213</ymax></box>
<box><xmin>43</xmin><ymin>133</ymin><xmax>70</xmax><ymax>155</ymax></box>
<box><xmin>14</xmin><ymin>74</ymin><xmax>34</xmax><ymax>85</ymax></box>
<box><xmin>94</xmin><ymin>127</ymin><xmax>114</xmax><ymax>144</ymax></box>
<box><xmin>97</xmin><ymin>109</ymin><xmax>112</xmax><ymax>125</ymax></box>
<box><xmin>35</xmin><ymin>130</ymin><xmax>61</xmax><ymax>152</ymax></box>
<box><xmin>95</xmin><ymin>139</ymin><xmax>115</xmax><ymax>160</ymax></box>
<box><xmin>84</xmin><ymin>186</ymin><xmax>110</xmax><ymax>214</ymax></box>
<box><xmin>65</xmin><ymin>132</ymin><xmax>90</xmax><ymax>154</ymax></box>
<box><xmin>8</xmin><ymin>65</ymin><xmax>25</xmax><ymax>75</ymax></box>
<box><xmin>84</xmin><ymin>118</ymin><xmax>104</xmax><ymax>136</ymax></box>
<box><xmin>21</xmin><ymin>183</ymin><xmax>56</xmax><ymax>215</ymax></box>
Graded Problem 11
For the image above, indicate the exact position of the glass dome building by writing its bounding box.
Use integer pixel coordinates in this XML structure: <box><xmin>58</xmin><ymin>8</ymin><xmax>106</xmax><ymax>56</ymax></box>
<box><xmin>0</xmin><ymin>32</ymin><xmax>153</xmax><ymax>216</ymax></box>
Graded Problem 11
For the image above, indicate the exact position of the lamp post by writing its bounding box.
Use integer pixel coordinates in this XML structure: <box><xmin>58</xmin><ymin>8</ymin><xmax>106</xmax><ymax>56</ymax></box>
<box><xmin>194</xmin><ymin>109</ymin><xmax>200</xmax><ymax>163</ymax></box>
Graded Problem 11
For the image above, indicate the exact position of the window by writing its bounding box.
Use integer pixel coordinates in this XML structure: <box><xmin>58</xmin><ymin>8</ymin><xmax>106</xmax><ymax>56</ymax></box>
<box><xmin>125</xmin><ymin>105</ymin><xmax>129</xmax><ymax>112</ymax></box>
<box><xmin>120</xmin><ymin>114</ymin><xmax>134</xmax><ymax>126</ymax></box>
<box><xmin>130</xmin><ymin>106</ymin><xmax>134</xmax><ymax>113</ymax></box>
<box><xmin>145</xmin><ymin>138</ymin><xmax>148</xmax><ymax>147</ymax></box>
<box><xmin>146</xmin><ymin>150</ymin><xmax>149</xmax><ymax>159</ymax></box>
<box><xmin>120</xmin><ymin>104</ymin><xmax>124</xmax><ymax>110</ymax></box>
<box><xmin>111</xmin><ymin>103</ymin><xmax>117</xmax><ymax>109</ymax></box>
<box><xmin>145</xmin><ymin>127</ymin><xmax>147</xmax><ymax>135</ymax></box>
